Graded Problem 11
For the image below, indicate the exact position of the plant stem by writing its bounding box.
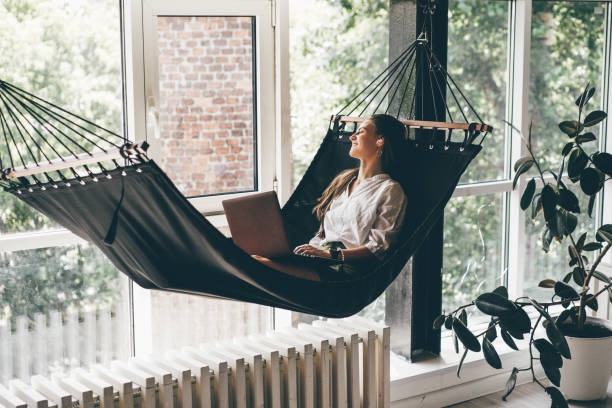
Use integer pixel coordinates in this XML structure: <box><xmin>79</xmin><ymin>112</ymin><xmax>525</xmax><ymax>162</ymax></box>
<box><xmin>578</xmin><ymin>241</ymin><xmax>612</xmax><ymax>328</ymax></box>
<box><xmin>529</xmin><ymin>313</ymin><xmax>547</xmax><ymax>390</ymax></box>
<box><xmin>524</xmin><ymin>122</ymin><xmax>547</xmax><ymax>186</ymax></box>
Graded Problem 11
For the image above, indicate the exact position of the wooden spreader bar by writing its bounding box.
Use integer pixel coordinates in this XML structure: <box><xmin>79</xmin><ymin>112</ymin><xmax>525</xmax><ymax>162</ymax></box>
<box><xmin>1</xmin><ymin>142</ymin><xmax>148</xmax><ymax>180</ymax></box>
<box><xmin>333</xmin><ymin>116</ymin><xmax>493</xmax><ymax>133</ymax></box>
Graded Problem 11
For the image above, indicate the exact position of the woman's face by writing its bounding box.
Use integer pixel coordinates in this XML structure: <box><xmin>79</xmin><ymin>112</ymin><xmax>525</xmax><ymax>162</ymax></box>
<box><xmin>349</xmin><ymin>120</ymin><xmax>382</xmax><ymax>160</ymax></box>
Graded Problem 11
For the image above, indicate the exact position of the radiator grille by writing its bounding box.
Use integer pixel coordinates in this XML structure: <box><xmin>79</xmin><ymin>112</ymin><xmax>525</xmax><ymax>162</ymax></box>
<box><xmin>0</xmin><ymin>317</ymin><xmax>389</xmax><ymax>408</ymax></box>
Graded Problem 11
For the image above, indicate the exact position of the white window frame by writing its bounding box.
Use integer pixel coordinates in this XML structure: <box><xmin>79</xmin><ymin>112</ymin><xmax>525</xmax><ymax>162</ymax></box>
<box><xmin>125</xmin><ymin>0</ymin><xmax>278</xmax><ymax>215</ymax></box>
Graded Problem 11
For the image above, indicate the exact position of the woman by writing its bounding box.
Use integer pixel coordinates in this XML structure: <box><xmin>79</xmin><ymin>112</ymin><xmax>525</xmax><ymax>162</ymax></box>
<box><xmin>255</xmin><ymin>113</ymin><xmax>408</xmax><ymax>280</ymax></box>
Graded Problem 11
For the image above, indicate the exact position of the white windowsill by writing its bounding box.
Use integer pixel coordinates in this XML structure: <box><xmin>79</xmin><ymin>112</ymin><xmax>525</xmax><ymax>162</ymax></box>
<box><xmin>389</xmin><ymin>330</ymin><xmax>545</xmax><ymax>407</ymax></box>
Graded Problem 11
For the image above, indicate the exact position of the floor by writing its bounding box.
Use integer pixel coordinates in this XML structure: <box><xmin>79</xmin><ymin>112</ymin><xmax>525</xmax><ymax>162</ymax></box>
<box><xmin>448</xmin><ymin>379</ymin><xmax>612</xmax><ymax>407</ymax></box>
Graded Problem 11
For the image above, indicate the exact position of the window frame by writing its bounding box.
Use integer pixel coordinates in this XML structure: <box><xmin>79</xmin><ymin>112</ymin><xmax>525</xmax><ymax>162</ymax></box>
<box><xmin>126</xmin><ymin>0</ymin><xmax>278</xmax><ymax>215</ymax></box>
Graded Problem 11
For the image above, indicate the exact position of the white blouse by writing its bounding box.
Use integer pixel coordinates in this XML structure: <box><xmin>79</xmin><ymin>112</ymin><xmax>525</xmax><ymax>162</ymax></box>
<box><xmin>308</xmin><ymin>173</ymin><xmax>407</xmax><ymax>260</ymax></box>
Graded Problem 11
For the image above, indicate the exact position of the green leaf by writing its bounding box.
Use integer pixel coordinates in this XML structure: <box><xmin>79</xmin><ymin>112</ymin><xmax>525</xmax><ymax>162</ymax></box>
<box><xmin>538</xmin><ymin>279</ymin><xmax>555</xmax><ymax>288</ymax></box>
<box><xmin>545</xmin><ymin>320</ymin><xmax>571</xmax><ymax>359</ymax></box>
<box><xmin>575</xmin><ymin>86</ymin><xmax>595</xmax><ymax>108</ymax></box>
<box><xmin>575</xmin><ymin>232</ymin><xmax>587</xmax><ymax>252</ymax></box>
<box><xmin>541</xmin><ymin>185</ymin><xmax>558</xmax><ymax>226</ymax></box>
<box><xmin>596</xmin><ymin>224</ymin><xmax>612</xmax><ymax>243</ymax></box>
<box><xmin>452</xmin><ymin>318</ymin><xmax>481</xmax><ymax>352</ymax></box>
<box><xmin>534</xmin><ymin>338</ymin><xmax>563</xmax><ymax>369</ymax></box>
<box><xmin>521</xmin><ymin>179</ymin><xmax>536</xmax><ymax>210</ymax></box>
<box><xmin>499</xmin><ymin>307</ymin><xmax>531</xmax><ymax>336</ymax></box>
<box><xmin>444</xmin><ymin>315</ymin><xmax>453</xmax><ymax>330</ymax></box>
<box><xmin>456</xmin><ymin>347</ymin><xmax>468</xmax><ymax>378</ymax></box>
<box><xmin>558</xmin><ymin>189</ymin><xmax>580</xmax><ymax>213</ymax></box>
<box><xmin>514</xmin><ymin>155</ymin><xmax>533</xmax><ymax>172</ymax></box>
<box><xmin>474</xmin><ymin>292</ymin><xmax>516</xmax><ymax>316</ymax></box>
<box><xmin>583</xmin><ymin>110</ymin><xmax>607</xmax><ymax>127</ymax></box>
<box><xmin>459</xmin><ymin>309</ymin><xmax>468</xmax><ymax>326</ymax></box>
<box><xmin>485</xmin><ymin>319</ymin><xmax>497</xmax><ymax>342</ymax></box>
<box><xmin>592</xmin><ymin>270</ymin><xmax>611</xmax><ymax>284</ymax></box>
<box><xmin>543</xmin><ymin>364</ymin><xmax>561</xmax><ymax>387</ymax></box>
<box><xmin>512</xmin><ymin>159</ymin><xmax>534</xmax><ymax>189</ymax></box>
<box><xmin>586</xmin><ymin>295</ymin><xmax>598</xmax><ymax>312</ymax></box>
<box><xmin>562</xmin><ymin>142</ymin><xmax>574</xmax><ymax>156</ymax></box>
<box><xmin>575</xmin><ymin>132</ymin><xmax>596</xmax><ymax>144</ymax></box>
<box><xmin>556</xmin><ymin>309</ymin><xmax>573</xmax><ymax>326</ymax></box>
<box><xmin>492</xmin><ymin>286</ymin><xmax>509</xmax><ymax>299</ymax></box>
<box><xmin>572</xmin><ymin>267</ymin><xmax>586</xmax><ymax>286</ymax></box>
<box><xmin>545</xmin><ymin>387</ymin><xmax>569</xmax><ymax>408</ymax></box>
<box><xmin>502</xmin><ymin>368</ymin><xmax>519</xmax><ymax>401</ymax></box>
<box><xmin>554</xmin><ymin>281</ymin><xmax>579</xmax><ymax>300</ymax></box>
<box><xmin>563</xmin><ymin>271</ymin><xmax>572</xmax><ymax>283</ymax></box>
<box><xmin>588</xmin><ymin>193</ymin><xmax>597</xmax><ymax>218</ymax></box>
<box><xmin>482</xmin><ymin>338</ymin><xmax>502</xmax><ymax>369</ymax></box>
<box><xmin>558</xmin><ymin>120</ymin><xmax>582</xmax><ymax>136</ymax></box>
<box><xmin>532</xmin><ymin>194</ymin><xmax>542</xmax><ymax>219</ymax></box>
<box><xmin>568</xmin><ymin>149</ymin><xmax>587</xmax><ymax>181</ymax></box>
<box><xmin>582</xmin><ymin>242</ymin><xmax>603</xmax><ymax>251</ymax></box>
<box><xmin>593</xmin><ymin>152</ymin><xmax>612</xmax><ymax>176</ymax></box>
<box><xmin>580</xmin><ymin>167</ymin><xmax>602</xmax><ymax>195</ymax></box>
<box><xmin>500</xmin><ymin>328</ymin><xmax>519</xmax><ymax>350</ymax></box>
<box><xmin>561</xmin><ymin>212</ymin><xmax>577</xmax><ymax>235</ymax></box>
<box><xmin>433</xmin><ymin>314</ymin><xmax>446</xmax><ymax>330</ymax></box>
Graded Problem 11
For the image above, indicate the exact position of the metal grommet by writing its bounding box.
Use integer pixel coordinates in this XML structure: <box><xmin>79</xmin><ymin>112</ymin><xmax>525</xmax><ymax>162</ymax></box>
<box><xmin>52</xmin><ymin>184</ymin><xmax>58</xmax><ymax>189</ymax></box>
<box><xmin>17</xmin><ymin>190</ymin><xmax>22</xmax><ymax>194</ymax></box>
<box><xmin>136</xmin><ymin>168</ymin><xmax>142</xmax><ymax>173</ymax></box>
<box><xmin>80</xmin><ymin>180</ymin><xmax>86</xmax><ymax>185</ymax></box>
<box><xmin>93</xmin><ymin>177</ymin><xmax>99</xmax><ymax>182</ymax></box>
<box><xmin>121</xmin><ymin>171</ymin><xmax>127</xmax><ymax>176</ymax></box>
<box><xmin>444</xmin><ymin>145</ymin><xmax>449</xmax><ymax>150</ymax></box>
<box><xmin>28</xmin><ymin>188</ymin><xmax>33</xmax><ymax>193</ymax></box>
<box><xmin>66</xmin><ymin>182</ymin><xmax>71</xmax><ymax>187</ymax></box>
<box><xmin>106</xmin><ymin>174</ymin><xmax>112</xmax><ymax>179</ymax></box>
<box><xmin>429</xmin><ymin>144</ymin><xmax>434</xmax><ymax>150</ymax></box>
<box><xmin>41</xmin><ymin>186</ymin><xmax>46</xmax><ymax>191</ymax></box>
<box><xmin>459</xmin><ymin>147</ymin><xmax>465</xmax><ymax>152</ymax></box>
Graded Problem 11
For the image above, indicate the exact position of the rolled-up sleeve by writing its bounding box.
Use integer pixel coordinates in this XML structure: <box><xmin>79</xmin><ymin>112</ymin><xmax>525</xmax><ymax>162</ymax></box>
<box><xmin>364</xmin><ymin>183</ymin><xmax>407</xmax><ymax>260</ymax></box>
<box><xmin>309</xmin><ymin>233</ymin><xmax>323</xmax><ymax>247</ymax></box>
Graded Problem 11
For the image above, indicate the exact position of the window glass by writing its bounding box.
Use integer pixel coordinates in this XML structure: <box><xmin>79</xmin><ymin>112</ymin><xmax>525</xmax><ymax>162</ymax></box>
<box><xmin>448</xmin><ymin>0</ymin><xmax>510</xmax><ymax>184</ymax></box>
<box><xmin>528</xmin><ymin>1</ymin><xmax>606</xmax><ymax>173</ymax></box>
<box><xmin>0</xmin><ymin>244</ymin><xmax>129</xmax><ymax>382</ymax></box>
<box><xmin>0</xmin><ymin>0</ymin><xmax>123</xmax><ymax>235</ymax></box>
<box><xmin>442</xmin><ymin>193</ymin><xmax>505</xmax><ymax>315</ymax></box>
<box><xmin>155</xmin><ymin>16</ymin><xmax>256</xmax><ymax>197</ymax></box>
<box><xmin>524</xmin><ymin>1</ymin><xmax>606</xmax><ymax>296</ymax></box>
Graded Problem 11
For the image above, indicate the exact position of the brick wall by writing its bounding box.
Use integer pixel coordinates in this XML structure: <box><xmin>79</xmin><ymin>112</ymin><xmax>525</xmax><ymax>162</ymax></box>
<box><xmin>157</xmin><ymin>16</ymin><xmax>255</xmax><ymax>197</ymax></box>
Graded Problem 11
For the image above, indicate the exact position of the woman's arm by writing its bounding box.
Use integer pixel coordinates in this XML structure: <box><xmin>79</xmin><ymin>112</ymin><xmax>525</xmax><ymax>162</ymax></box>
<box><xmin>293</xmin><ymin>244</ymin><xmax>376</xmax><ymax>261</ymax></box>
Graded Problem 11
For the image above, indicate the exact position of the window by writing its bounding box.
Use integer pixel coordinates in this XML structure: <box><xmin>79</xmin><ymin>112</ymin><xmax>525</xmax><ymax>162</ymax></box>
<box><xmin>127</xmin><ymin>0</ymin><xmax>277</xmax><ymax>354</ymax></box>
<box><xmin>443</xmin><ymin>0</ymin><xmax>610</xmax><ymax>324</ymax></box>
<box><xmin>0</xmin><ymin>0</ymin><xmax>129</xmax><ymax>380</ymax></box>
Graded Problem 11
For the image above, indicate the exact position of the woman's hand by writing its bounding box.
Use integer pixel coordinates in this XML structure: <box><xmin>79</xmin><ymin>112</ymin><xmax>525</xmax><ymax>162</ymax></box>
<box><xmin>293</xmin><ymin>244</ymin><xmax>331</xmax><ymax>258</ymax></box>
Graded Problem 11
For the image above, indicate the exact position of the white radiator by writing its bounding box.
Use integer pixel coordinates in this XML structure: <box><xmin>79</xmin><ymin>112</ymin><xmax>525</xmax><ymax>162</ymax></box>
<box><xmin>0</xmin><ymin>317</ymin><xmax>390</xmax><ymax>408</ymax></box>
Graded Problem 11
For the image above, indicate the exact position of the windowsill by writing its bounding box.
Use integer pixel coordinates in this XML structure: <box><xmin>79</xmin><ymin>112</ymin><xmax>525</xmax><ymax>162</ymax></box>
<box><xmin>389</xmin><ymin>329</ymin><xmax>545</xmax><ymax>407</ymax></box>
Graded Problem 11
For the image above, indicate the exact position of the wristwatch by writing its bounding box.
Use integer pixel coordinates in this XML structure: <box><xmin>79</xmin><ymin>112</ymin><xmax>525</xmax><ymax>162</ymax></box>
<box><xmin>329</xmin><ymin>247</ymin><xmax>341</xmax><ymax>260</ymax></box>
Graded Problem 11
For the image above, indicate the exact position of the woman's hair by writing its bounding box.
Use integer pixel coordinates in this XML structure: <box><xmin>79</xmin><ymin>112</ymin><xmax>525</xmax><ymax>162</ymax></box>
<box><xmin>312</xmin><ymin>114</ymin><xmax>406</xmax><ymax>229</ymax></box>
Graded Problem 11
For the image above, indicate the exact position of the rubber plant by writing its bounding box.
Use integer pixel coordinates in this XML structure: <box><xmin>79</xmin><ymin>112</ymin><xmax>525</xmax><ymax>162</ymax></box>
<box><xmin>433</xmin><ymin>85</ymin><xmax>612</xmax><ymax>408</ymax></box>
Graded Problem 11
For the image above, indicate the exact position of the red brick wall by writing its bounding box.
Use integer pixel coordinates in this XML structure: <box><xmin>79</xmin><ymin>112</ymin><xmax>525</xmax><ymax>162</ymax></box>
<box><xmin>157</xmin><ymin>16</ymin><xmax>255</xmax><ymax>197</ymax></box>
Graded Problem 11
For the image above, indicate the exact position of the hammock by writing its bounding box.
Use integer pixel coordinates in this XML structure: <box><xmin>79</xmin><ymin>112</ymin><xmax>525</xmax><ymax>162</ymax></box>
<box><xmin>0</xmin><ymin>35</ymin><xmax>491</xmax><ymax>318</ymax></box>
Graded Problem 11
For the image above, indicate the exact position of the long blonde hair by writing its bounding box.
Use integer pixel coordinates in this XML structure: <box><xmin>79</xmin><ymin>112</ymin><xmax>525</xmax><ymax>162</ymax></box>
<box><xmin>312</xmin><ymin>114</ymin><xmax>406</xmax><ymax>237</ymax></box>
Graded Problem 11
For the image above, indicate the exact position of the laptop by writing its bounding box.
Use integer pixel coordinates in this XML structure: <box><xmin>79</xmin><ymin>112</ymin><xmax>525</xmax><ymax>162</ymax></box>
<box><xmin>222</xmin><ymin>191</ymin><xmax>342</xmax><ymax>266</ymax></box>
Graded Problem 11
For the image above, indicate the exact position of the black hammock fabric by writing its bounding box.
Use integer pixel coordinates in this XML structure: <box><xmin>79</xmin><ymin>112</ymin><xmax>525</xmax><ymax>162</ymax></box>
<box><xmin>7</xmin><ymin>127</ymin><xmax>480</xmax><ymax>317</ymax></box>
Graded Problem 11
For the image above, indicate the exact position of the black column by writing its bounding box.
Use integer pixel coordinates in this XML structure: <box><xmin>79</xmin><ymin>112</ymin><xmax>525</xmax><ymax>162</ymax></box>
<box><xmin>385</xmin><ymin>0</ymin><xmax>447</xmax><ymax>360</ymax></box>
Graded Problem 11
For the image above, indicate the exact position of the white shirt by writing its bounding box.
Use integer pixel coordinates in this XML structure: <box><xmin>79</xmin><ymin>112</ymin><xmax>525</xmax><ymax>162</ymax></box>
<box><xmin>309</xmin><ymin>173</ymin><xmax>407</xmax><ymax>260</ymax></box>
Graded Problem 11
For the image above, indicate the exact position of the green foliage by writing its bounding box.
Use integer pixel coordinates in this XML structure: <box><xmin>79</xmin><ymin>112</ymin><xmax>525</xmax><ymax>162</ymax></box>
<box><xmin>0</xmin><ymin>0</ymin><xmax>123</xmax><ymax>320</ymax></box>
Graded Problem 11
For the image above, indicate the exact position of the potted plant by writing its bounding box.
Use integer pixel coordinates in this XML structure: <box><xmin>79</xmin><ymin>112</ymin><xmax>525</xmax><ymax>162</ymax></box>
<box><xmin>433</xmin><ymin>85</ymin><xmax>612</xmax><ymax>407</ymax></box>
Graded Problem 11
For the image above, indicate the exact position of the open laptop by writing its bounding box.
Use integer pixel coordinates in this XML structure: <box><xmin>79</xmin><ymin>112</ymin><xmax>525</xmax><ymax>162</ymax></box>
<box><xmin>222</xmin><ymin>191</ymin><xmax>342</xmax><ymax>266</ymax></box>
